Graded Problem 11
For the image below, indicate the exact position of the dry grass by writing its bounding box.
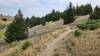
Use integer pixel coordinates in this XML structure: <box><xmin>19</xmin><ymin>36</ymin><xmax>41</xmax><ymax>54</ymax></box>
<box><xmin>66</xmin><ymin>28</ymin><xmax>100</xmax><ymax>56</ymax></box>
<box><xmin>0</xmin><ymin>15</ymin><xmax>90</xmax><ymax>56</ymax></box>
<box><xmin>0</xmin><ymin>26</ymin><xmax>66</xmax><ymax>56</ymax></box>
<box><xmin>0</xmin><ymin>19</ymin><xmax>12</xmax><ymax>25</ymax></box>
<box><xmin>21</xmin><ymin>28</ymin><xmax>66</xmax><ymax>56</ymax></box>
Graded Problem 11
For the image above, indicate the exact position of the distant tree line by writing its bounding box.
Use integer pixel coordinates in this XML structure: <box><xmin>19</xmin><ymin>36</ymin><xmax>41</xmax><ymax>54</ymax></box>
<box><xmin>28</xmin><ymin>2</ymin><xmax>94</xmax><ymax>27</ymax></box>
<box><xmin>27</xmin><ymin>9</ymin><xmax>63</xmax><ymax>28</ymax></box>
<box><xmin>76</xmin><ymin>4</ymin><xmax>93</xmax><ymax>16</ymax></box>
<box><xmin>5</xmin><ymin>2</ymin><xmax>98</xmax><ymax>43</ymax></box>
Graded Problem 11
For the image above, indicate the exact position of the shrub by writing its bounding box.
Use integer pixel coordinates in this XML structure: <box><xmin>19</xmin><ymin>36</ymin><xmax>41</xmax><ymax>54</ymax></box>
<box><xmin>87</xmin><ymin>24</ymin><xmax>97</xmax><ymax>30</ymax></box>
<box><xmin>74</xmin><ymin>30</ymin><xmax>82</xmax><ymax>37</ymax></box>
<box><xmin>21</xmin><ymin>41</ymin><xmax>31</xmax><ymax>51</ymax></box>
<box><xmin>77</xmin><ymin>24</ymin><xmax>86</xmax><ymax>30</ymax></box>
<box><xmin>77</xmin><ymin>20</ymin><xmax>99</xmax><ymax>30</ymax></box>
<box><xmin>0</xmin><ymin>24</ymin><xmax>6</xmax><ymax>30</ymax></box>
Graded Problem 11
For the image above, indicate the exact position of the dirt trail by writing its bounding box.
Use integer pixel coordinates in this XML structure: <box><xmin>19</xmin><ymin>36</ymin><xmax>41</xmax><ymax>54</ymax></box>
<box><xmin>36</xmin><ymin>15</ymin><xmax>89</xmax><ymax>56</ymax></box>
<box><xmin>68</xmin><ymin>15</ymin><xmax>89</xmax><ymax>28</ymax></box>
<box><xmin>36</xmin><ymin>27</ymin><xmax>73</xmax><ymax>56</ymax></box>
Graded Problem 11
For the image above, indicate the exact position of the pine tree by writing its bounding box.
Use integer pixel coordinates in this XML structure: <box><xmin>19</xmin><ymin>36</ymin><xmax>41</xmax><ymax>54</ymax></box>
<box><xmin>25</xmin><ymin>17</ymin><xmax>30</xmax><ymax>27</ymax></box>
<box><xmin>76</xmin><ymin>4</ymin><xmax>93</xmax><ymax>16</ymax></box>
<box><xmin>44</xmin><ymin>13</ymin><xmax>52</xmax><ymax>22</ymax></box>
<box><xmin>63</xmin><ymin>2</ymin><xmax>75</xmax><ymax>24</ymax></box>
<box><xmin>30</xmin><ymin>16</ymin><xmax>41</xmax><ymax>28</ymax></box>
<box><xmin>40</xmin><ymin>17</ymin><xmax>46</xmax><ymax>26</ymax></box>
<box><xmin>94</xmin><ymin>6</ymin><xmax>100</xmax><ymax>19</ymax></box>
<box><xmin>83</xmin><ymin>4</ymin><xmax>93</xmax><ymax>15</ymax></box>
<box><xmin>51</xmin><ymin>9</ymin><xmax>61</xmax><ymax>21</ymax></box>
<box><xmin>5</xmin><ymin>9</ymin><xmax>28</xmax><ymax>43</ymax></box>
<box><xmin>44</xmin><ymin>9</ymin><xmax>62</xmax><ymax>22</ymax></box>
<box><xmin>90</xmin><ymin>6</ymin><xmax>100</xmax><ymax>19</ymax></box>
<box><xmin>76</xmin><ymin>5</ymin><xmax>80</xmax><ymax>16</ymax></box>
<box><xmin>51</xmin><ymin>9</ymin><xmax>57</xmax><ymax>21</ymax></box>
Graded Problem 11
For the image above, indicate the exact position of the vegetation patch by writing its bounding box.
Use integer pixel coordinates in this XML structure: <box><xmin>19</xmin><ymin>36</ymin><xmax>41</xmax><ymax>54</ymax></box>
<box><xmin>74</xmin><ymin>30</ymin><xmax>82</xmax><ymax>37</ymax></box>
<box><xmin>21</xmin><ymin>41</ymin><xmax>31</xmax><ymax>51</ymax></box>
<box><xmin>77</xmin><ymin>19</ymin><xmax>100</xmax><ymax>30</ymax></box>
<box><xmin>0</xmin><ymin>32</ymin><xmax>4</xmax><ymax>38</ymax></box>
<box><xmin>0</xmin><ymin>24</ymin><xmax>6</xmax><ymax>30</ymax></box>
<box><xmin>66</xmin><ymin>29</ymin><xmax>100</xmax><ymax>56</ymax></box>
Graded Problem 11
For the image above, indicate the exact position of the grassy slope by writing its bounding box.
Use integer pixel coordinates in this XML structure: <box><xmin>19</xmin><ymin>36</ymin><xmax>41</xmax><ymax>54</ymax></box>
<box><xmin>65</xmin><ymin>19</ymin><xmax>100</xmax><ymax>56</ymax></box>
<box><xmin>0</xmin><ymin>20</ymin><xmax>66</xmax><ymax>56</ymax></box>
<box><xmin>1</xmin><ymin>15</ymin><xmax>100</xmax><ymax>56</ymax></box>
<box><xmin>66</xmin><ymin>29</ymin><xmax>100</xmax><ymax>56</ymax></box>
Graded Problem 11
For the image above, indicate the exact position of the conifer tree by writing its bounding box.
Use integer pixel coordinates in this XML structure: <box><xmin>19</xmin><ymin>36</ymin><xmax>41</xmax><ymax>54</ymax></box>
<box><xmin>76</xmin><ymin>4</ymin><xmax>93</xmax><ymax>15</ymax></box>
<box><xmin>83</xmin><ymin>4</ymin><xmax>93</xmax><ymax>15</ymax></box>
<box><xmin>30</xmin><ymin>16</ymin><xmax>41</xmax><ymax>28</ymax></box>
<box><xmin>90</xmin><ymin>6</ymin><xmax>100</xmax><ymax>19</ymax></box>
<box><xmin>40</xmin><ymin>17</ymin><xmax>46</xmax><ymax>26</ymax></box>
<box><xmin>63</xmin><ymin>2</ymin><xmax>75</xmax><ymax>24</ymax></box>
<box><xmin>44</xmin><ymin>9</ymin><xmax>62</xmax><ymax>22</ymax></box>
<box><xmin>76</xmin><ymin>5</ymin><xmax>80</xmax><ymax>15</ymax></box>
<box><xmin>25</xmin><ymin>17</ymin><xmax>30</xmax><ymax>27</ymax></box>
<box><xmin>5</xmin><ymin>9</ymin><xmax>28</xmax><ymax>43</ymax></box>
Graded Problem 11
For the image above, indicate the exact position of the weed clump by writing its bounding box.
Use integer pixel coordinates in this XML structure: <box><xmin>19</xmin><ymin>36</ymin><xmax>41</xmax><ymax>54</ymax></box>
<box><xmin>77</xmin><ymin>20</ymin><xmax>100</xmax><ymax>30</ymax></box>
<box><xmin>21</xmin><ymin>41</ymin><xmax>31</xmax><ymax>51</ymax></box>
<box><xmin>74</xmin><ymin>30</ymin><xmax>82</xmax><ymax>37</ymax></box>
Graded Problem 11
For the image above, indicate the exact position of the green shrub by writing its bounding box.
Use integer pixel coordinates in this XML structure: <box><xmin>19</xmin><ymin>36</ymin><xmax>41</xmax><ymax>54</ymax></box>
<box><xmin>77</xmin><ymin>24</ymin><xmax>86</xmax><ymax>30</ymax></box>
<box><xmin>77</xmin><ymin>20</ymin><xmax>100</xmax><ymax>30</ymax></box>
<box><xmin>87</xmin><ymin>24</ymin><xmax>97</xmax><ymax>30</ymax></box>
<box><xmin>74</xmin><ymin>30</ymin><xmax>82</xmax><ymax>37</ymax></box>
<box><xmin>21</xmin><ymin>41</ymin><xmax>31</xmax><ymax>51</ymax></box>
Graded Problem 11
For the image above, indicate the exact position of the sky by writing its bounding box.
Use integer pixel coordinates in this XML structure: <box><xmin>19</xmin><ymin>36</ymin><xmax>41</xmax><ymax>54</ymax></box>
<box><xmin>0</xmin><ymin>0</ymin><xmax>99</xmax><ymax>17</ymax></box>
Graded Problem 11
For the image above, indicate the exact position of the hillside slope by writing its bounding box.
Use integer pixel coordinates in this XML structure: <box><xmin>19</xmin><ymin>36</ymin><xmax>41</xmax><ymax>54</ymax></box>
<box><xmin>36</xmin><ymin>27</ymin><xmax>74</xmax><ymax>56</ymax></box>
<box><xmin>0</xmin><ymin>15</ymin><xmax>91</xmax><ymax>56</ymax></box>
